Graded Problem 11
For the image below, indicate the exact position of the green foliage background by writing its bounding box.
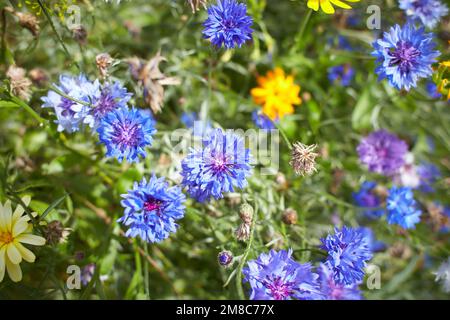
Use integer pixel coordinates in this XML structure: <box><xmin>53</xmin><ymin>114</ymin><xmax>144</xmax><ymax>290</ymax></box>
<box><xmin>0</xmin><ymin>0</ymin><xmax>449</xmax><ymax>299</ymax></box>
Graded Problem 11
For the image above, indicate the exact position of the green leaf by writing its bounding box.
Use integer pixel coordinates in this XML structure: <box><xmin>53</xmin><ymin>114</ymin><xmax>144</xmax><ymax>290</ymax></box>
<box><xmin>38</xmin><ymin>193</ymin><xmax>68</xmax><ymax>222</ymax></box>
<box><xmin>0</xmin><ymin>100</ymin><xmax>19</xmax><ymax>108</ymax></box>
<box><xmin>351</xmin><ymin>88</ymin><xmax>373</xmax><ymax>130</ymax></box>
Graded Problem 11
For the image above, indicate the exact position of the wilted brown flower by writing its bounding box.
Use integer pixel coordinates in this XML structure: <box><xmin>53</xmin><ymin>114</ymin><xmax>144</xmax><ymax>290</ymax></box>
<box><xmin>238</xmin><ymin>203</ymin><xmax>253</xmax><ymax>225</ymax></box>
<box><xmin>426</xmin><ymin>202</ymin><xmax>450</xmax><ymax>232</ymax></box>
<box><xmin>96</xmin><ymin>53</ymin><xmax>114</xmax><ymax>79</ymax></box>
<box><xmin>43</xmin><ymin>220</ymin><xmax>71</xmax><ymax>245</ymax></box>
<box><xmin>71</xmin><ymin>25</ymin><xmax>88</xmax><ymax>45</ymax></box>
<box><xmin>282</xmin><ymin>208</ymin><xmax>298</xmax><ymax>225</ymax></box>
<box><xmin>6</xmin><ymin>65</ymin><xmax>32</xmax><ymax>102</ymax></box>
<box><xmin>29</xmin><ymin>68</ymin><xmax>49</xmax><ymax>87</ymax></box>
<box><xmin>289</xmin><ymin>142</ymin><xmax>319</xmax><ymax>176</ymax></box>
<box><xmin>126</xmin><ymin>52</ymin><xmax>181</xmax><ymax>113</ymax></box>
<box><xmin>235</xmin><ymin>223</ymin><xmax>251</xmax><ymax>242</ymax></box>
<box><xmin>187</xmin><ymin>0</ymin><xmax>208</xmax><ymax>13</ymax></box>
<box><xmin>5</xmin><ymin>8</ymin><xmax>40</xmax><ymax>36</ymax></box>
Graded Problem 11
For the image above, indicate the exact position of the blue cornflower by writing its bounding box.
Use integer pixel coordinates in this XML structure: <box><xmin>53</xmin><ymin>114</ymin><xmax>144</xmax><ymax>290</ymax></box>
<box><xmin>181</xmin><ymin>128</ymin><xmax>253</xmax><ymax>202</ymax></box>
<box><xmin>181</xmin><ymin>111</ymin><xmax>198</xmax><ymax>129</ymax></box>
<box><xmin>180</xmin><ymin>111</ymin><xmax>212</xmax><ymax>136</ymax></box>
<box><xmin>202</xmin><ymin>0</ymin><xmax>253</xmax><ymax>49</ymax></box>
<box><xmin>83</xmin><ymin>82</ymin><xmax>132</xmax><ymax>129</ymax></box>
<box><xmin>41</xmin><ymin>74</ymin><xmax>100</xmax><ymax>133</ymax></box>
<box><xmin>372</xmin><ymin>23</ymin><xmax>440</xmax><ymax>91</ymax></box>
<box><xmin>119</xmin><ymin>175</ymin><xmax>186</xmax><ymax>243</ymax></box>
<box><xmin>417</xmin><ymin>162</ymin><xmax>441</xmax><ymax>193</ymax></box>
<box><xmin>386</xmin><ymin>186</ymin><xmax>422</xmax><ymax>229</ymax></box>
<box><xmin>399</xmin><ymin>0</ymin><xmax>448</xmax><ymax>29</ymax></box>
<box><xmin>352</xmin><ymin>181</ymin><xmax>385</xmax><ymax>220</ymax></box>
<box><xmin>252</xmin><ymin>110</ymin><xmax>276</xmax><ymax>130</ymax></box>
<box><xmin>321</xmin><ymin>226</ymin><xmax>373</xmax><ymax>285</ymax></box>
<box><xmin>358</xmin><ymin>227</ymin><xmax>386</xmax><ymax>252</ymax></box>
<box><xmin>97</xmin><ymin>106</ymin><xmax>156</xmax><ymax>163</ymax></box>
<box><xmin>317</xmin><ymin>263</ymin><xmax>362</xmax><ymax>300</ymax></box>
<box><xmin>426</xmin><ymin>81</ymin><xmax>442</xmax><ymax>99</ymax></box>
<box><xmin>242</xmin><ymin>249</ymin><xmax>322</xmax><ymax>300</ymax></box>
<box><xmin>328</xmin><ymin>64</ymin><xmax>355</xmax><ymax>86</ymax></box>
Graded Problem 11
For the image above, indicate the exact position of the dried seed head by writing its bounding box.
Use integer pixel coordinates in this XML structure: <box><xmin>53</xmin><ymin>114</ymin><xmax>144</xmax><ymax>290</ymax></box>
<box><xmin>71</xmin><ymin>25</ymin><xmax>88</xmax><ymax>45</ymax></box>
<box><xmin>187</xmin><ymin>0</ymin><xmax>208</xmax><ymax>13</ymax></box>
<box><xmin>235</xmin><ymin>223</ymin><xmax>251</xmax><ymax>242</ymax></box>
<box><xmin>289</xmin><ymin>142</ymin><xmax>319</xmax><ymax>176</ymax></box>
<box><xmin>14</xmin><ymin>11</ymin><xmax>40</xmax><ymax>36</ymax></box>
<box><xmin>217</xmin><ymin>250</ymin><xmax>233</xmax><ymax>267</ymax></box>
<box><xmin>43</xmin><ymin>220</ymin><xmax>71</xmax><ymax>245</ymax></box>
<box><xmin>29</xmin><ymin>68</ymin><xmax>49</xmax><ymax>87</ymax></box>
<box><xmin>238</xmin><ymin>203</ymin><xmax>253</xmax><ymax>225</ymax></box>
<box><xmin>6</xmin><ymin>65</ymin><xmax>32</xmax><ymax>102</ymax></box>
<box><xmin>282</xmin><ymin>208</ymin><xmax>298</xmax><ymax>225</ymax></box>
<box><xmin>96</xmin><ymin>53</ymin><xmax>113</xmax><ymax>79</ymax></box>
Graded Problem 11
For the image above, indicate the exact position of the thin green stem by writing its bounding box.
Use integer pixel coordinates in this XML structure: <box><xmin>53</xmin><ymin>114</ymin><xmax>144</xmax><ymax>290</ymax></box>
<box><xmin>37</xmin><ymin>0</ymin><xmax>80</xmax><ymax>70</ymax></box>
<box><xmin>271</xmin><ymin>119</ymin><xmax>293</xmax><ymax>150</ymax></box>
<box><xmin>49</xmin><ymin>85</ymin><xmax>91</xmax><ymax>106</ymax></box>
<box><xmin>236</xmin><ymin>198</ymin><xmax>258</xmax><ymax>300</ymax></box>
<box><xmin>143</xmin><ymin>242</ymin><xmax>151</xmax><ymax>300</ymax></box>
<box><xmin>10</xmin><ymin>96</ymin><xmax>47</xmax><ymax>124</ymax></box>
<box><xmin>292</xmin><ymin>9</ymin><xmax>313</xmax><ymax>53</ymax></box>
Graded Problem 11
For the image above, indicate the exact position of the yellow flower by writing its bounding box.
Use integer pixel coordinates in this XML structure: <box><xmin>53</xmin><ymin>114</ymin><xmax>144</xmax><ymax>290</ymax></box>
<box><xmin>440</xmin><ymin>60</ymin><xmax>450</xmax><ymax>68</ymax></box>
<box><xmin>0</xmin><ymin>197</ymin><xmax>46</xmax><ymax>283</ymax></box>
<box><xmin>251</xmin><ymin>68</ymin><xmax>302</xmax><ymax>120</ymax></box>
<box><xmin>307</xmin><ymin>0</ymin><xmax>360</xmax><ymax>14</ymax></box>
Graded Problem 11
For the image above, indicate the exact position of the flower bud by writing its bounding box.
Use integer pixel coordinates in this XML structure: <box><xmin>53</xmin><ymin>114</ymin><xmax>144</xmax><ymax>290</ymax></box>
<box><xmin>239</xmin><ymin>203</ymin><xmax>253</xmax><ymax>225</ymax></box>
<box><xmin>217</xmin><ymin>250</ymin><xmax>233</xmax><ymax>267</ymax></box>
<box><xmin>282</xmin><ymin>208</ymin><xmax>298</xmax><ymax>225</ymax></box>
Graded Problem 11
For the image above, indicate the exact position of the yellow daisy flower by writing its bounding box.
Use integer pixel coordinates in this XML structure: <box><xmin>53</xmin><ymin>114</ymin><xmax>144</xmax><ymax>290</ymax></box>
<box><xmin>0</xmin><ymin>197</ymin><xmax>46</xmax><ymax>283</ymax></box>
<box><xmin>251</xmin><ymin>68</ymin><xmax>302</xmax><ymax>120</ymax></box>
<box><xmin>307</xmin><ymin>0</ymin><xmax>360</xmax><ymax>14</ymax></box>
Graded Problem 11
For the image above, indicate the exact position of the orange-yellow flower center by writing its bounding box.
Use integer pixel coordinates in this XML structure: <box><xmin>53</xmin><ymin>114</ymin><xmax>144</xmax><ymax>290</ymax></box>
<box><xmin>0</xmin><ymin>231</ymin><xmax>14</xmax><ymax>244</ymax></box>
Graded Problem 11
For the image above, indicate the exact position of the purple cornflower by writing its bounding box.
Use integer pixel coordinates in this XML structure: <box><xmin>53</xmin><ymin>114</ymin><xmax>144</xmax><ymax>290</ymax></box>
<box><xmin>328</xmin><ymin>64</ymin><xmax>355</xmax><ymax>86</ymax></box>
<box><xmin>399</xmin><ymin>0</ymin><xmax>448</xmax><ymax>29</ymax></box>
<box><xmin>386</xmin><ymin>186</ymin><xmax>422</xmax><ymax>229</ymax></box>
<box><xmin>119</xmin><ymin>175</ymin><xmax>186</xmax><ymax>243</ymax></box>
<box><xmin>181</xmin><ymin>128</ymin><xmax>253</xmax><ymax>202</ymax></box>
<box><xmin>357</xmin><ymin>130</ymin><xmax>408</xmax><ymax>176</ymax></box>
<box><xmin>321</xmin><ymin>226</ymin><xmax>373</xmax><ymax>285</ymax></box>
<box><xmin>41</xmin><ymin>74</ymin><xmax>100</xmax><ymax>133</ymax></box>
<box><xmin>317</xmin><ymin>263</ymin><xmax>362</xmax><ymax>300</ymax></box>
<box><xmin>243</xmin><ymin>249</ymin><xmax>322</xmax><ymax>300</ymax></box>
<box><xmin>417</xmin><ymin>162</ymin><xmax>441</xmax><ymax>193</ymax></box>
<box><xmin>372</xmin><ymin>23</ymin><xmax>440</xmax><ymax>91</ymax></box>
<box><xmin>97</xmin><ymin>106</ymin><xmax>156</xmax><ymax>163</ymax></box>
<box><xmin>202</xmin><ymin>0</ymin><xmax>253</xmax><ymax>49</ymax></box>
<box><xmin>252</xmin><ymin>110</ymin><xmax>276</xmax><ymax>130</ymax></box>
<box><xmin>352</xmin><ymin>181</ymin><xmax>385</xmax><ymax>219</ymax></box>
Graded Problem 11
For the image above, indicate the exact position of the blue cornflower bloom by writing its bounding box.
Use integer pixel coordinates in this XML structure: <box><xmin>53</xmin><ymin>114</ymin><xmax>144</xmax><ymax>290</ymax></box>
<box><xmin>82</xmin><ymin>82</ymin><xmax>132</xmax><ymax>129</ymax></box>
<box><xmin>399</xmin><ymin>0</ymin><xmax>448</xmax><ymax>29</ymax></box>
<box><xmin>243</xmin><ymin>249</ymin><xmax>322</xmax><ymax>300</ymax></box>
<box><xmin>352</xmin><ymin>181</ymin><xmax>385</xmax><ymax>219</ymax></box>
<box><xmin>181</xmin><ymin>128</ymin><xmax>253</xmax><ymax>202</ymax></box>
<box><xmin>321</xmin><ymin>226</ymin><xmax>373</xmax><ymax>285</ymax></box>
<box><xmin>181</xmin><ymin>111</ymin><xmax>198</xmax><ymax>129</ymax></box>
<box><xmin>386</xmin><ymin>186</ymin><xmax>422</xmax><ymax>229</ymax></box>
<box><xmin>119</xmin><ymin>175</ymin><xmax>186</xmax><ymax>243</ymax></box>
<box><xmin>426</xmin><ymin>81</ymin><xmax>442</xmax><ymax>99</ymax></box>
<box><xmin>97</xmin><ymin>106</ymin><xmax>156</xmax><ymax>163</ymax></box>
<box><xmin>358</xmin><ymin>227</ymin><xmax>386</xmax><ymax>252</ymax></box>
<box><xmin>328</xmin><ymin>64</ymin><xmax>355</xmax><ymax>86</ymax></box>
<box><xmin>372</xmin><ymin>23</ymin><xmax>440</xmax><ymax>91</ymax></box>
<box><xmin>317</xmin><ymin>263</ymin><xmax>362</xmax><ymax>300</ymax></box>
<box><xmin>180</xmin><ymin>111</ymin><xmax>212</xmax><ymax>136</ymax></box>
<box><xmin>202</xmin><ymin>0</ymin><xmax>253</xmax><ymax>49</ymax></box>
<box><xmin>41</xmin><ymin>74</ymin><xmax>100</xmax><ymax>133</ymax></box>
<box><xmin>417</xmin><ymin>162</ymin><xmax>441</xmax><ymax>193</ymax></box>
<box><xmin>252</xmin><ymin>110</ymin><xmax>276</xmax><ymax>130</ymax></box>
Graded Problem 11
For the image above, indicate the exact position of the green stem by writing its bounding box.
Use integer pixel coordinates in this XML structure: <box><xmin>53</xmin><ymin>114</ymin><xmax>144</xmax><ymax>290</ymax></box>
<box><xmin>37</xmin><ymin>0</ymin><xmax>80</xmax><ymax>70</ymax></box>
<box><xmin>10</xmin><ymin>96</ymin><xmax>47</xmax><ymax>124</ymax></box>
<box><xmin>271</xmin><ymin>119</ymin><xmax>293</xmax><ymax>150</ymax></box>
<box><xmin>49</xmin><ymin>85</ymin><xmax>91</xmax><ymax>106</ymax></box>
<box><xmin>292</xmin><ymin>9</ymin><xmax>313</xmax><ymax>53</ymax></box>
<box><xmin>143</xmin><ymin>242</ymin><xmax>151</xmax><ymax>300</ymax></box>
<box><xmin>236</xmin><ymin>198</ymin><xmax>258</xmax><ymax>300</ymax></box>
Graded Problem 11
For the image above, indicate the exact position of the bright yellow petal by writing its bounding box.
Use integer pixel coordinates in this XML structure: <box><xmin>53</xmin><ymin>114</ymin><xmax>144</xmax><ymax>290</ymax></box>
<box><xmin>330</xmin><ymin>0</ymin><xmax>352</xmax><ymax>9</ymax></box>
<box><xmin>12</xmin><ymin>220</ymin><xmax>28</xmax><ymax>237</ymax></box>
<box><xmin>5</xmin><ymin>257</ymin><xmax>22</xmax><ymax>282</ymax></box>
<box><xmin>7</xmin><ymin>243</ymin><xmax>22</xmax><ymax>264</ymax></box>
<box><xmin>320</xmin><ymin>0</ymin><xmax>336</xmax><ymax>14</ymax></box>
<box><xmin>16</xmin><ymin>234</ymin><xmax>46</xmax><ymax>246</ymax></box>
<box><xmin>307</xmin><ymin>0</ymin><xmax>320</xmax><ymax>11</ymax></box>
<box><xmin>15</xmin><ymin>242</ymin><xmax>35</xmax><ymax>263</ymax></box>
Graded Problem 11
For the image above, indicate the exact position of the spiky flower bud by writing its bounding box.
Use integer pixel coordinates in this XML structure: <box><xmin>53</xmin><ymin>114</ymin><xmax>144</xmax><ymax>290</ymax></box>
<box><xmin>43</xmin><ymin>220</ymin><xmax>71</xmax><ymax>245</ymax></box>
<box><xmin>239</xmin><ymin>203</ymin><xmax>253</xmax><ymax>225</ymax></box>
<box><xmin>96</xmin><ymin>53</ymin><xmax>113</xmax><ymax>79</ymax></box>
<box><xmin>235</xmin><ymin>223</ymin><xmax>251</xmax><ymax>242</ymax></box>
<box><xmin>6</xmin><ymin>65</ymin><xmax>32</xmax><ymax>102</ymax></box>
<box><xmin>289</xmin><ymin>142</ymin><xmax>319</xmax><ymax>176</ymax></box>
<box><xmin>187</xmin><ymin>0</ymin><xmax>208</xmax><ymax>13</ymax></box>
<box><xmin>218</xmin><ymin>250</ymin><xmax>233</xmax><ymax>267</ymax></box>
<box><xmin>282</xmin><ymin>208</ymin><xmax>298</xmax><ymax>225</ymax></box>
